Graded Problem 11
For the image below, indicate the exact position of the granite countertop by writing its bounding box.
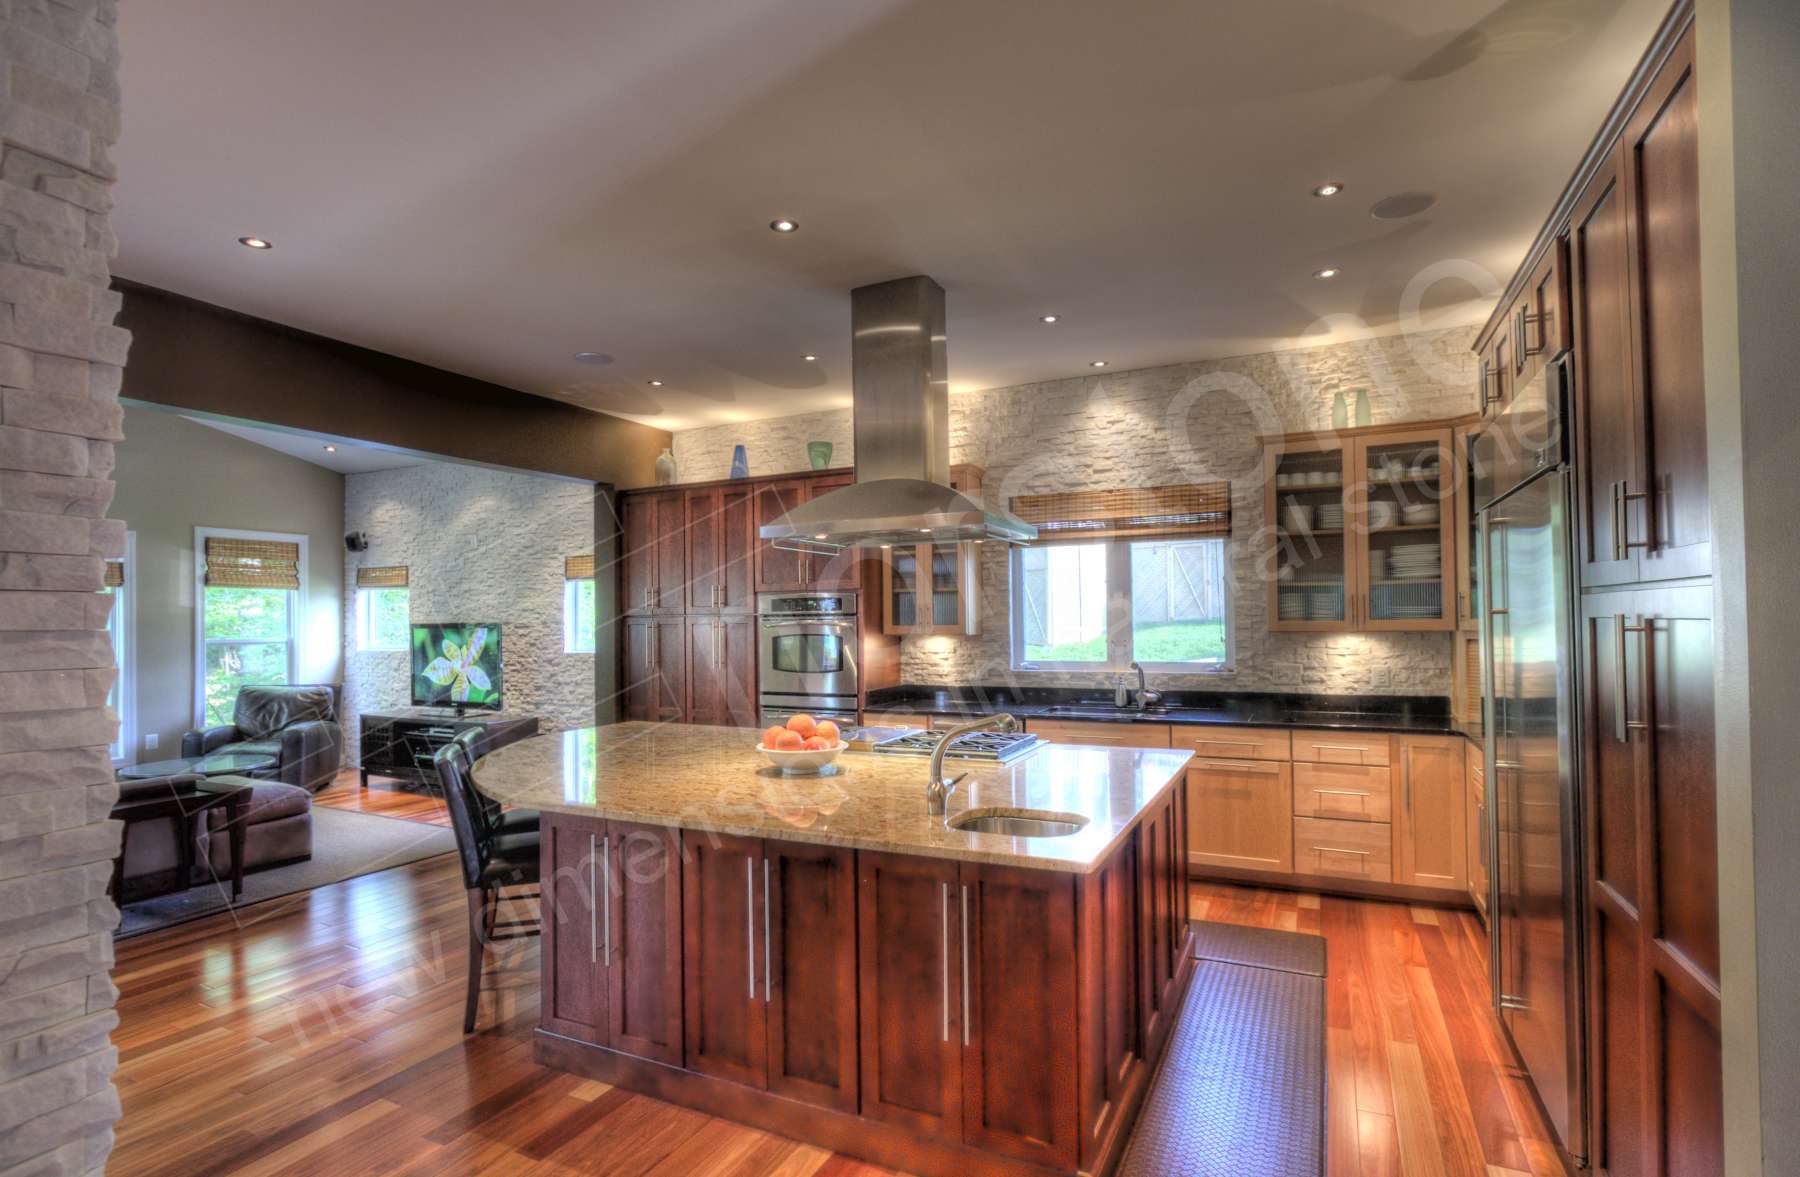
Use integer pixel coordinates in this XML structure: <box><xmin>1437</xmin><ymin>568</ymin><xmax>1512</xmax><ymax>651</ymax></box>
<box><xmin>471</xmin><ymin>722</ymin><xmax>1194</xmax><ymax>875</ymax></box>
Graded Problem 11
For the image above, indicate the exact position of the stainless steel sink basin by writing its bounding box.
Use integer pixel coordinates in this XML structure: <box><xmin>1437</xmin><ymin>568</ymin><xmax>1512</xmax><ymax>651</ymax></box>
<box><xmin>948</xmin><ymin>808</ymin><xmax>1090</xmax><ymax>838</ymax></box>
<box><xmin>1036</xmin><ymin>704</ymin><xmax>1143</xmax><ymax>719</ymax></box>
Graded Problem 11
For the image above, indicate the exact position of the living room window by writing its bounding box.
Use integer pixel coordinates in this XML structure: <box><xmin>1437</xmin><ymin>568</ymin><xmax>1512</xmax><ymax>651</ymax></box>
<box><xmin>195</xmin><ymin>529</ymin><xmax>305</xmax><ymax>727</ymax></box>
<box><xmin>563</xmin><ymin>554</ymin><xmax>596</xmax><ymax>654</ymax></box>
<box><xmin>354</xmin><ymin>566</ymin><xmax>410</xmax><ymax>651</ymax></box>
<box><xmin>1008</xmin><ymin>484</ymin><xmax>1233</xmax><ymax>673</ymax></box>
<box><xmin>103</xmin><ymin>534</ymin><xmax>135</xmax><ymax>764</ymax></box>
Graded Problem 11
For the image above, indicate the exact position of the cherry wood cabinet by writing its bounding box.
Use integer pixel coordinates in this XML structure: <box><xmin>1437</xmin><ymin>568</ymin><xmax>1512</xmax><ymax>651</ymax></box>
<box><xmin>539</xmin><ymin>816</ymin><xmax>683</xmax><ymax>1063</ymax></box>
<box><xmin>623</xmin><ymin>491</ymin><xmax>687</xmax><ymax>614</ymax></box>
<box><xmin>680</xmin><ymin>832</ymin><xmax>768</xmax><ymax>1088</ymax></box>
<box><xmin>1393</xmin><ymin>734</ymin><xmax>1468</xmax><ymax>891</ymax></box>
<box><xmin>622</xmin><ymin>617</ymin><xmax>684</xmax><ymax>723</ymax></box>
<box><xmin>684</xmin><ymin>484</ymin><xmax>754</xmax><ymax>613</ymax></box>
<box><xmin>1186</xmin><ymin>757</ymin><xmax>1293</xmax><ymax>874</ymax></box>
<box><xmin>751</xmin><ymin>471</ymin><xmax>864</xmax><ymax>593</ymax></box>
<box><xmin>684</xmin><ymin>615</ymin><xmax>756</xmax><ymax>728</ymax></box>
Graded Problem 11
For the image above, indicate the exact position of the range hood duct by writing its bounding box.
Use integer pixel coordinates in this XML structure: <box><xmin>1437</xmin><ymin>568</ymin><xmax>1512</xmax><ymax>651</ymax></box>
<box><xmin>758</xmin><ymin>275</ymin><xmax>1038</xmax><ymax>550</ymax></box>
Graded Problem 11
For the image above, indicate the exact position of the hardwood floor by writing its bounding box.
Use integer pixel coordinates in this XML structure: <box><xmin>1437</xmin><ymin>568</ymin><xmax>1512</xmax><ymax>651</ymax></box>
<box><xmin>111</xmin><ymin>855</ymin><xmax>1561</xmax><ymax>1176</ymax></box>
<box><xmin>313</xmin><ymin>770</ymin><xmax>453</xmax><ymax>827</ymax></box>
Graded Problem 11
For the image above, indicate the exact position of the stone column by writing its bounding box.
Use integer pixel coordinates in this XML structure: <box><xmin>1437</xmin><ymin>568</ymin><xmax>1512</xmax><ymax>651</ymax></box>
<box><xmin>0</xmin><ymin>1</ymin><xmax>129</xmax><ymax>1173</ymax></box>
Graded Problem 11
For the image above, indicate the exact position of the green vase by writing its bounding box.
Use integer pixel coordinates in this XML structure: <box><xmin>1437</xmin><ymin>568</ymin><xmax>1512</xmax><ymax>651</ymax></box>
<box><xmin>807</xmin><ymin>441</ymin><xmax>833</xmax><ymax>470</ymax></box>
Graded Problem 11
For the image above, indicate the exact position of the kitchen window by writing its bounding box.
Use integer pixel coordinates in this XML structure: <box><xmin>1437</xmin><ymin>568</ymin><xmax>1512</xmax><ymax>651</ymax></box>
<box><xmin>1011</xmin><ymin>538</ymin><xmax>1231</xmax><ymax>671</ymax></box>
<box><xmin>103</xmin><ymin>536</ymin><xmax>135</xmax><ymax>764</ymax></box>
<box><xmin>563</xmin><ymin>554</ymin><xmax>596</xmax><ymax>654</ymax></box>
<box><xmin>195</xmin><ymin>529</ymin><xmax>304</xmax><ymax>727</ymax></box>
<box><xmin>1007</xmin><ymin>482</ymin><xmax>1233</xmax><ymax>673</ymax></box>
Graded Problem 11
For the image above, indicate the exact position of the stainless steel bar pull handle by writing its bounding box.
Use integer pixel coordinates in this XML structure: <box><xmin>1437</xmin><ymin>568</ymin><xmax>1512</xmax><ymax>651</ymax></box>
<box><xmin>1620</xmin><ymin>485</ymin><xmax>1650</xmax><ymax>552</ymax></box>
<box><xmin>1313</xmin><ymin>788</ymin><xmax>1372</xmax><ymax>797</ymax></box>
<box><xmin>1313</xmin><ymin>845</ymin><xmax>1371</xmax><ymax>857</ymax></box>
<box><xmin>1613</xmin><ymin>614</ymin><xmax>1650</xmax><ymax>743</ymax></box>
<box><xmin>940</xmin><ymin>882</ymin><xmax>950</xmax><ymax>1043</ymax></box>
<box><xmin>746</xmin><ymin>858</ymin><xmax>756</xmax><ymax>1001</ymax></box>
<box><xmin>601</xmin><ymin>834</ymin><xmax>612</xmax><ymax>967</ymax></box>
<box><xmin>589</xmin><ymin>833</ymin><xmax>598</xmax><ymax>964</ymax></box>
<box><xmin>960</xmin><ymin>883</ymin><xmax>971</xmax><ymax>1047</ymax></box>
<box><xmin>763</xmin><ymin>857</ymin><xmax>772</xmax><ymax>1002</ymax></box>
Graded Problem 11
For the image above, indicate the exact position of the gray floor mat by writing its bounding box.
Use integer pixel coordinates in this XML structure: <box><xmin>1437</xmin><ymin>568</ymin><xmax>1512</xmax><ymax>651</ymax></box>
<box><xmin>1190</xmin><ymin>919</ymin><xmax>1327</xmax><ymax>977</ymax></box>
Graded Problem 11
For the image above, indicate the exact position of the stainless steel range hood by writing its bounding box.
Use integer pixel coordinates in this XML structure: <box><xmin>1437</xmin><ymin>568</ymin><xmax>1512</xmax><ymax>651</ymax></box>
<box><xmin>758</xmin><ymin>275</ymin><xmax>1037</xmax><ymax>550</ymax></box>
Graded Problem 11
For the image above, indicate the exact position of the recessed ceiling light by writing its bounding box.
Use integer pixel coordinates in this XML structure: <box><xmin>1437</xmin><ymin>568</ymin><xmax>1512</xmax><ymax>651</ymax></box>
<box><xmin>573</xmin><ymin>351</ymin><xmax>613</xmax><ymax>365</ymax></box>
<box><xmin>648</xmin><ymin>379</ymin><xmax>664</xmax><ymax>387</ymax></box>
<box><xmin>1090</xmin><ymin>360</ymin><xmax>1108</xmax><ymax>368</ymax></box>
<box><xmin>1312</xmin><ymin>182</ymin><xmax>1345</xmax><ymax>198</ymax></box>
<box><xmin>1040</xmin><ymin>314</ymin><xmax>1060</xmax><ymax>324</ymax></box>
<box><xmin>769</xmin><ymin>218</ymin><xmax>798</xmax><ymax>233</ymax></box>
<box><xmin>323</xmin><ymin>444</ymin><xmax>337</xmax><ymax>453</ymax></box>
<box><xmin>803</xmin><ymin>354</ymin><xmax>817</xmax><ymax>362</ymax></box>
<box><xmin>237</xmin><ymin>236</ymin><xmax>272</xmax><ymax>249</ymax></box>
<box><xmin>1313</xmin><ymin>267</ymin><xmax>1340</xmax><ymax>279</ymax></box>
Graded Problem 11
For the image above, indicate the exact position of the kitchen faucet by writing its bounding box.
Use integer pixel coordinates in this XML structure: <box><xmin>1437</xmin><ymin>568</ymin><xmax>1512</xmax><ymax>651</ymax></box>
<box><xmin>1130</xmin><ymin>662</ymin><xmax>1164</xmax><ymax>711</ymax></box>
<box><xmin>927</xmin><ymin>714</ymin><xmax>1017</xmax><ymax>815</ymax></box>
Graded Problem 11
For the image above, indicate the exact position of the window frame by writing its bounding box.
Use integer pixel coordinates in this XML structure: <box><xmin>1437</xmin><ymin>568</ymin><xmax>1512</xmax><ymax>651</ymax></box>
<box><xmin>107</xmin><ymin>532</ymin><xmax>136</xmax><ymax>766</ymax></box>
<box><xmin>192</xmin><ymin>526</ymin><xmax>307</xmax><ymax>728</ymax></box>
<box><xmin>355</xmin><ymin>585</ymin><xmax>411</xmax><ymax>652</ymax></box>
<box><xmin>1009</xmin><ymin>536</ymin><xmax>1233</xmax><ymax>674</ymax></box>
<box><xmin>563</xmin><ymin>576</ymin><xmax>597</xmax><ymax>654</ymax></box>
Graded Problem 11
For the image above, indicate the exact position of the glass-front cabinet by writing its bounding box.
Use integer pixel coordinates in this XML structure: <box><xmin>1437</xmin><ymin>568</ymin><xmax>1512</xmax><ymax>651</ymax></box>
<box><xmin>882</xmin><ymin>542</ymin><xmax>979</xmax><ymax>635</ymax></box>
<box><xmin>1266</xmin><ymin>422</ymin><xmax>1459</xmax><ymax>633</ymax></box>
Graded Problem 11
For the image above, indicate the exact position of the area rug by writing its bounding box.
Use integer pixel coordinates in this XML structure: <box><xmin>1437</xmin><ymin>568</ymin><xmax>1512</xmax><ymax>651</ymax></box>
<box><xmin>116</xmin><ymin>806</ymin><xmax>456</xmax><ymax>939</ymax></box>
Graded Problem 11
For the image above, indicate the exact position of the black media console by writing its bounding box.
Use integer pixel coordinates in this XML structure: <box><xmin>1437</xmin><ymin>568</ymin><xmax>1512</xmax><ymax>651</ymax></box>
<box><xmin>358</xmin><ymin>708</ymin><xmax>541</xmax><ymax>788</ymax></box>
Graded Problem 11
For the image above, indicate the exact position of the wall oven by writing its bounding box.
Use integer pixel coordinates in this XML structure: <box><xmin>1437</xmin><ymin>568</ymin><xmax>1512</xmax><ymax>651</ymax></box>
<box><xmin>757</xmin><ymin>592</ymin><xmax>859</xmax><ymax>723</ymax></box>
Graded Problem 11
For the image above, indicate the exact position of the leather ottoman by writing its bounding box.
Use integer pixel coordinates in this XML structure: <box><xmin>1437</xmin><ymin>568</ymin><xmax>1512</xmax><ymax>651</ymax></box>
<box><xmin>193</xmin><ymin>775</ymin><xmax>314</xmax><ymax>879</ymax></box>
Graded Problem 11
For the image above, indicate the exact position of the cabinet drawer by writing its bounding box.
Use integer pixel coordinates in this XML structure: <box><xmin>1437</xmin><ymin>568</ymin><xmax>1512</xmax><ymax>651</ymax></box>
<box><xmin>1293</xmin><ymin>762</ymin><xmax>1392</xmax><ymax>823</ymax></box>
<box><xmin>1168</xmin><ymin>725</ymin><xmax>1291</xmax><ymax>762</ymax></box>
<box><xmin>867</xmin><ymin>713</ymin><xmax>937</xmax><ymax>731</ymax></box>
<box><xmin>1026</xmin><ymin>719</ymin><xmax>1171</xmax><ymax>749</ymax></box>
<box><xmin>1293</xmin><ymin>817</ymin><xmax>1393</xmax><ymax>882</ymax></box>
<box><xmin>1291</xmin><ymin>731</ymin><xmax>1391</xmax><ymax>766</ymax></box>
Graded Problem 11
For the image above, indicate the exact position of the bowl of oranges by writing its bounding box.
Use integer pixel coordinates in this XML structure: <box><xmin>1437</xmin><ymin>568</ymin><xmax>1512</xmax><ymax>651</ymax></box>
<box><xmin>758</xmin><ymin>715</ymin><xmax>846</xmax><ymax>775</ymax></box>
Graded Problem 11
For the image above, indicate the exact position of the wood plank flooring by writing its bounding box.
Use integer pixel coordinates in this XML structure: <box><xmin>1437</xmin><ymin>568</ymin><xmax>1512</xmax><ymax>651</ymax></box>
<box><xmin>112</xmin><ymin>847</ymin><xmax>1562</xmax><ymax>1176</ymax></box>
<box><xmin>314</xmin><ymin>770</ymin><xmax>453</xmax><ymax>826</ymax></box>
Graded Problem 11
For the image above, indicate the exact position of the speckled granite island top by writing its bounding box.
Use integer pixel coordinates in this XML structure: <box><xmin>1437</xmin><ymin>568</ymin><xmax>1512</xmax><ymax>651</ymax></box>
<box><xmin>471</xmin><ymin>722</ymin><xmax>1194</xmax><ymax>874</ymax></box>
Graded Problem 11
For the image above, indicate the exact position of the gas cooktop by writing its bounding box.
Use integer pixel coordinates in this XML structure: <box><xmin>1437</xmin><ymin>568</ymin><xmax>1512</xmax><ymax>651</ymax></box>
<box><xmin>871</xmin><ymin>729</ymin><xmax>1044</xmax><ymax>763</ymax></box>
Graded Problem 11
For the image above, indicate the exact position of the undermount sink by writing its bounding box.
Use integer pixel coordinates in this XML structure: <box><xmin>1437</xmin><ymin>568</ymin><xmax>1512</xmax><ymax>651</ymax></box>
<box><xmin>948</xmin><ymin>808</ymin><xmax>1090</xmax><ymax>838</ymax></box>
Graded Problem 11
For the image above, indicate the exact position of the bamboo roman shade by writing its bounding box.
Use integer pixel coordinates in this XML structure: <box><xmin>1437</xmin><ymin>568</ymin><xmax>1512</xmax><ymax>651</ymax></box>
<box><xmin>1009</xmin><ymin>482</ymin><xmax>1232</xmax><ymax>541</ymax></box>
<box><xmin>564</xmin><ymin>554</ymin><xmax>596</xmax><ymax>580</ymax></box>
<box><xmin>355</xmin><ymin>565</ymin><xmax>409</xmax><ymax>589</ymax></box>
<box><xmin>204</xmin><ymin>537</ymin><xmax>301</xmax><ymax>589</ymax></box>
<box><xmin>102</xmin><ymin>561</ymin><xmax>124</xmax><ymax>588</ymax></box>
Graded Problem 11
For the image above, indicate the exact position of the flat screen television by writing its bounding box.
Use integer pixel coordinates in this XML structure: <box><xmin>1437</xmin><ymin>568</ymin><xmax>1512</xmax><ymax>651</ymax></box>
<box><xmin>411</xmin><ymin>622</ymin><xmax>503</xmax><ymax>712</ymax></box>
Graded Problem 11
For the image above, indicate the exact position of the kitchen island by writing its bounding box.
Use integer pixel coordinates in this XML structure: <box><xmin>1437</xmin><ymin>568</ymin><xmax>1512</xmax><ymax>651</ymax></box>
<box><xmin>473</xmin><ymin>722</ymin><xmax>1195</xmax><ymax>1177</ymax></box>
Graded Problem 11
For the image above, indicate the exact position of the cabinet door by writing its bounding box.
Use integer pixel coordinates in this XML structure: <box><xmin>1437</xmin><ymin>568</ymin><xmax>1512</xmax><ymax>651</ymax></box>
<box><xmin>684</xmin><ymin>486</ymin><xmax>753</xmax><ymax>613</ymax></box>
<box><xmin>685</xmin><ymin>616</ymin><xmax>757</xmax><ymax>728</ymax></box>
<box><xmin>805</xmin><ymin>473</ymin><xmax>862</xmax><ymax>590</ymax></box>
<box><xmin>604</xmin><ymin>821</ymin><xmax>683</xmax><ymax>1065</ymax></box>
<box><xmin>1136</xmin><ymin>792</ymin><xmax>1179</xmax><ymax>1056</ymax></box>
<box><xmin>1186</xmin><ymin>758</ymin><xmax>1293</xmax><ymax>873</ymax></box>
<box><xmin>621</xmin><ymin>495</ymin><xmax>658</xmax><ymax>614</ymax></box>
<box><xmin>1267</xmin><ymin>438</ymin><xmax>1351</xmax><ymax>630</ymax></box>
<box><xmin>1453</xmin><ymin>424</ymin><xmax>1482</xmax><ymax>630</ymax></box>
<box><xmin>622</xmin><ymin>618</ymin><xmax>675</xmax><ymax>723</ymax></box>
<box><xmin>1624</xmin><ymin>39</ymin><xmax>1709</xmax><ymax>584</ymax></box>
<box><xmin>857</xmin><ymin>851</ymin><xmax>963</xmax><ymax>1139</ymax></box>
<box><xmin>681</xmin><ymin>832</ymin><xmax>766</xmax><ymax>1088</ymax></box>
<box><xmin>652</xmin><ymin>492</ymin><xmax>687</xmax><ymax>613</ymax></box>
<box><xmin>1570</xmin><ymin>147</ymin><xmax>1642</xmax><ymax>588</ymax></box>
<box><xmin>960</xmin><ymin>862</ymin><xmax>1079</xmax><ymax>1170</ymax></box>
<box><xmin>540</xmin><ymin>815</ymin><xmax>606</xmax><ymax>1044</ymax></box>
<box><xmin>1354</xmin><ymin>428</ymin><xmax>1455</xmax><ymax>630</ymax></box>
<box><xmin>1075</xmin><ymin>840</ymin><xmax>1141</xmax><ymax>1168</ymax></box>
<box><xmin>883</xmin><ymin>544</ymin><xmax>923</xmax><ymax>633</ymax></box>
<box><xmin>765</xmin><ymin>842</ymin><xmax>858</xmax><ymax>1111</ymax></box>
<box><xmin>1394</xmin><ymin>735</ymin><xmax>1467</xmax><ymax>890</ymax></box>
<box><xmin>753</xmin><ymin>479</ymin><xmax>807</xmax><ymax>592</ymax></box>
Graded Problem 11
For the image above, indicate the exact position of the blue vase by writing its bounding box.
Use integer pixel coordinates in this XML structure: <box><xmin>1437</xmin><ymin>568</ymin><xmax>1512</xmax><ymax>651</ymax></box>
<box><xmin>729</xmin><ymin>444</ymin><xmax>749</xmax><ymax>480</ymax></box>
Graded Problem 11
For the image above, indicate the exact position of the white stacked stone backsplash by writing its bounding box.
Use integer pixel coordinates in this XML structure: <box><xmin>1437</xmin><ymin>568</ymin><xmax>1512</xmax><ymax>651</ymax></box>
<box><xmin>0</xmin><ymin>3</ymin><xmax>130</xmax><ymax>1173</ymax></box>
<box><xmin>341</xmin><ymin>463</ymin><xmax>596</xmax><ymax>756</ymax></box>
<box><xmin>673</xmin><ymin>326</ymin><xmax>1478</xmax><ymax>697</ymax></box>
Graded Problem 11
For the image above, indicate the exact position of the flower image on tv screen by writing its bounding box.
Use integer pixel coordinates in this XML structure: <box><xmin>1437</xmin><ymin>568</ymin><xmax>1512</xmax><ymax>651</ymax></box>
<box><xmin>412</xmin><ymin>622</ymin><xmax>503</xmax><ymax>709</ymax></box>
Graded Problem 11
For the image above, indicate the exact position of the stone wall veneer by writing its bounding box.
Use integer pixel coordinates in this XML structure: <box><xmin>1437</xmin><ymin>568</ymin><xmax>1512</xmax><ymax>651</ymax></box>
<box><xmin>0</xmin><ymin>1</ymin><xmax>128</xmax><ymax>1174</ymax></box>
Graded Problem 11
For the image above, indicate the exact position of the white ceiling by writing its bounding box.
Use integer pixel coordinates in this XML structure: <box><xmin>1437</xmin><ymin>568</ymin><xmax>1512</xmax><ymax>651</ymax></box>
<box><xmin>113</xmin><ymin>0</ymin><xmax>1668</xmax><ymax>431</ymax></box>
<box><xmin>186</xmin><ymin>416</ymin><xmax>430</xmax><ymax>474</ymax></box>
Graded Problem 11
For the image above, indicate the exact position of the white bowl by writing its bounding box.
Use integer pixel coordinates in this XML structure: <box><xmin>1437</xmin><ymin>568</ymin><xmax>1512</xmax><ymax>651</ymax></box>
<box><xmin>758</xmin><ymin>741</ymin><xmax>848</xmax><ymax>775</ymax></box>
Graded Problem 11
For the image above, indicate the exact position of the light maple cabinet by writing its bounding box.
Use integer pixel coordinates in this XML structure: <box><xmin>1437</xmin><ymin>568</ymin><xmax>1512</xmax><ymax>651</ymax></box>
<box><xmin>1186</xmin><ymin>758</ymin><xmax>1292</xmax><ymax>874</ymax></box>
<box><xmin>1467</xmin><ymin>749</ymin><xmax>1489</xmax><ymax>920</ymax></box>
<box><xmin>880</xmin><ymin>464</ymin><xmax>985</xmax><ymax>636</ymax></box>
<box><xmin>1393</xmin><ymin>734</ymin><xmax>1468</xmax><ymax>891</ymax></box>
<box><xmin>1266</xmin><ymin>421</ymin><xmax>1459</xmax><ymax>633</ymax></box>
<box><xmin>1026</xmin><ymin>719</ymin><xmax>1171</xmax><ymax>749</ymax></box>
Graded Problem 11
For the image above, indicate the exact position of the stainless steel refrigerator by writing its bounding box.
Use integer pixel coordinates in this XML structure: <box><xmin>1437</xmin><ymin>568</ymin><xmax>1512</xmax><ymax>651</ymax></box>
<box><xmin>1473</xmin><ymin>346</ymin><xmax>1588</xmax><ymax>1167</ymax></box>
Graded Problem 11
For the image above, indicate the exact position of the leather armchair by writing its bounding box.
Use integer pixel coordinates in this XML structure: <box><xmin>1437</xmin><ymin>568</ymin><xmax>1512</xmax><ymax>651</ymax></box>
<box><xmin>183</xmin><ymin>684</ymin><xmax>344</xmax><ymax>791</ymax></box>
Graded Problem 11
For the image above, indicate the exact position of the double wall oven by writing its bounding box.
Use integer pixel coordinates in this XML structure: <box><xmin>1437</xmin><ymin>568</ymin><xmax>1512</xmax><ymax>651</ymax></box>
<box><xmin>757</xmin><ymin>592</ymin><xmax>859</xmax><ymax>725</ymax></box>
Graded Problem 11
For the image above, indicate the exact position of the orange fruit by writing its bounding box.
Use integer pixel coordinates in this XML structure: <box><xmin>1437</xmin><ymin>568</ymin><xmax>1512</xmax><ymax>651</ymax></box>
<box><xmin>762</xmin><ymin>725</ymin><xmax>788</xmax><ymax>749</ymax></box>
<box><xmin>785</xmin><ymin>714</ymin><xmax>818</xmax><ymax>738</ymax></box>
<box><xmin>802</xmin><ymin>735</ymin><xmax>831</xmax><ymax>751</ymax></box>
<box><xmin>773</xmin><ymin>729</ymin><xmax>805</xmax><ymax>751</ymax></box>
<box><xmin>815</xmin><ymin>720</ymin><xmax>840</xmax><ymax>745</ymax></box>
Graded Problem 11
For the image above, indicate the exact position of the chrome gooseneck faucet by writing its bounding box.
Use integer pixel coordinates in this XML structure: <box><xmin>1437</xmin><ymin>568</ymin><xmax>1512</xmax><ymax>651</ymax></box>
<box><xmin>1130</xmin><ymin>661</ymin><xmax>1164</xmax><ymax>711</ymax></box>
<box><xmin>927</xmin><ymin>714</ymin><xmax>1017</xmax><ymax>815</ymax></box>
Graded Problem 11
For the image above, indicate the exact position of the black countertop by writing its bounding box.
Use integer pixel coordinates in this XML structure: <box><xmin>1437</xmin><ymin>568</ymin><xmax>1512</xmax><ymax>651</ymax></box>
<box><xmin>865</xmin><ymin>685</ymin><xmax>1481</xmax><ymax>741</ymax></box>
